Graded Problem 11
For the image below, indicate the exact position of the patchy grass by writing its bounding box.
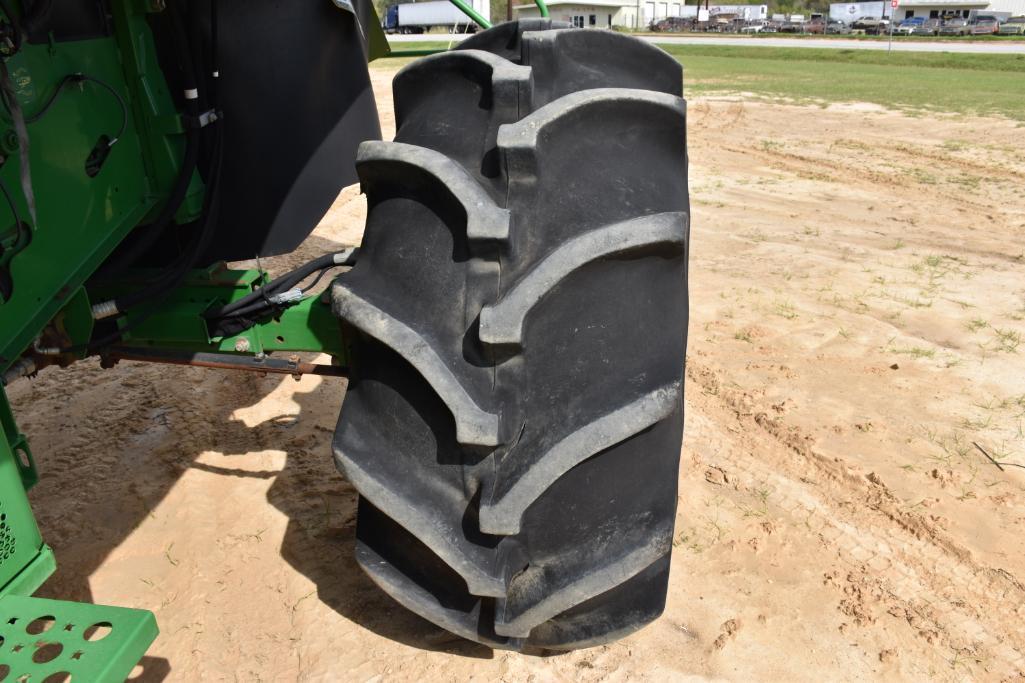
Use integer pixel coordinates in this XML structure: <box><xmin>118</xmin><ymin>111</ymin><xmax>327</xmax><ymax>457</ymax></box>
<box><xmin>993</xmin><ymin>328</ymin><xmax>1022</xmax><ymax>353</ymax></box>
<box><xmin>887</xmin><ymin>338</ymin><xmax>937</xmax><ymax>359</ymax></box>
<box><xmin>655</xmin><ymin>45</ymin><xmax>1025</xmax><ymax>120</ymax></box>
<box><xmin>967</xmin><ymin>317</ymin><xmax>989</xmax><ymax>333</ymax></box>
<box><xmin>773</xmin><ymin>300</ymin><xmax>799</xmax><ymax>320</ymax></box>
<box><xmin>909</xmin><ymin>168</ymin><xmax>939</xmax><ymax>185</ymax></box>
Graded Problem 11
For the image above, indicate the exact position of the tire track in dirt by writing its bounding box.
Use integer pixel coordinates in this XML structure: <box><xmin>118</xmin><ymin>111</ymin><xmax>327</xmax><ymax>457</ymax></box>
<box><xmin>686</xmin><ymin>359</ymin><xmax>1025</xmax><ymax>678</ymax></box>
<box><xmin>716</xmin><ymin>142</ymin><xmax>997</xmax><ymax>213</ymax></box>
<box><xmin>690</xmin><ymin>99</ymin><xmax>1023</xmax><ymax>189</ymax></box>
<box><xmin>711</xmin><ymin>136</ymin><xmax>1022</xmax><ymax>232</ymax></box>
<box><xmin>885</xmin><ymin>143</ymin><xmax>1025</xmax><ymax>181</ymax></box>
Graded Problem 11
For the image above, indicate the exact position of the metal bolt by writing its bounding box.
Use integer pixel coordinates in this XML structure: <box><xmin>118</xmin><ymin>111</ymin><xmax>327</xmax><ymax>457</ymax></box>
<box><xmin>2</xmin><ymin>130</ymin><xmax>19</xmax><ymax>155</ymax></box>
<box><xmin>233</xmin><ymin>338</ymin><xmax>251</xmax><ymax>353</ymax></box>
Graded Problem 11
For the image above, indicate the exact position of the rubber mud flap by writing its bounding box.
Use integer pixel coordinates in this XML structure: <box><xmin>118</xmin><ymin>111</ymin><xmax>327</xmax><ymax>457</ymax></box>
<box><xmin>195</xmin><ymin>0</ymin><xmax>383</xmax><ymax>263</ymax></box>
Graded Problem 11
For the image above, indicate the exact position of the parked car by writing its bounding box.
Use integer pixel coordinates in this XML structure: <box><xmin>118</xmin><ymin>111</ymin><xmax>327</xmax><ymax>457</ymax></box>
<box><xmin>740</xmin><ymin>21</ymin><xmax>767</xmax><ymax>33</ymax></box>
<box><xmin>998</xmin><ymin>16</ymin><xmax>1025</xmax><ymax>33</ymax></box>
<box><xmin>971</xmin><ymin>17</ymin><xmax>1000</xmax><ymax>34</ymax></box>
<box><xmin>895</xmin><ymin>17</ymin><xmax>925</xmax><ymax>34</ymax></box>
<box><xmin>868</xmin><ymin>18</ymin><xmax>892</xmax><ymax>34</ymax></box>
<box><xmin>723</xmin><ymin>17</ymin><xmax>749</xmax><ymax>33</ymax></box>
<box><xmin>651</xmin><ymin>16</ymin><xmax>692</xmax><ymax>32</ymax></box>
<box><xmin>806</xmin><ymin>16</ymin><xmax>826</xmax><ymax>33</ymax></box>
<box><xmin>707</xmin><ymin>15</ymin><xmax>735</xmax><ymax>32</ymax></box>
<box><xmin>826</xmin><ymin>19</ymin><xmax>851</xmax><ymax>34</ymax></box>
<box><xmin>854</xmin><ymin>17</ymin><xmax>891</xmax><ymax>34</ymax></box>
<box><xmin>910</xmin><ymin>18</ymin><xmax>941</xmax><ymax>35</ymax></box>
<box><xmin>937</xmin><ymin>18</ymin><xmax>969</xmax><ymax>35</ymax></box>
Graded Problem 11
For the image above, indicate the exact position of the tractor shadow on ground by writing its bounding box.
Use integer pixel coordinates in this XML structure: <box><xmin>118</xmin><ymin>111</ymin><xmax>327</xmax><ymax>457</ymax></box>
<box><xmin>23</xmin><ymin>233</ymin><xmax>492</xmax><ymax>661</ymax></box>
<box><xmin>127</xmin><ymin>656</ymin><xmax>172</xmax><ymax>682</ymax></box>
<box><xmin>265</xmin><ymin>353</ymin><xmax>495</xmax><ymax>660</ymax></box>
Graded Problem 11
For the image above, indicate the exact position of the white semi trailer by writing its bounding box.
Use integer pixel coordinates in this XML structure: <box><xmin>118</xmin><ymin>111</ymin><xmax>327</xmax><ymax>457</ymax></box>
<box><xmin>383</xmin><ymin>0</ymin><xmax>490</xmax><ymax>33</ymax></box>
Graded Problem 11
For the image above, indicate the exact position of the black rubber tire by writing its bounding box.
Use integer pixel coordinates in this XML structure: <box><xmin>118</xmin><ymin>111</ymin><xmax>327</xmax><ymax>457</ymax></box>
<box><xmin>332</xmin><ymin>21</ymin><xmax>689</xmax><ymax>651</ymax></box>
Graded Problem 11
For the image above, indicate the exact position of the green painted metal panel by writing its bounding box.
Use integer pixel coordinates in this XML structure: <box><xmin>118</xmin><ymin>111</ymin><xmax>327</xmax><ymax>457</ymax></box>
<box><xmin>0</xmin><ymin>545</ymin><xmax>55</xmax><ymax>599</ymax></box>
<box><xmin>0</xmin><ymin>595</ymin><xmax>158</xmax><ymax>682</ymax></box>
<box><xmin>0</xmin><ymin>387</ymin><xmax>47</xmax><ymax>595</ymax></box>
<box><xmin>0</xmin><ymin>389</ymin><xmax>153</xmax><ymax>678</ymax></box>
<box><xmin>0</xmin><ymin>1</ymin><xmax>203</xmax><ymax>372</ymax></box>
<box><xmin>88</xmin><ymin>266</ymin><xmax>349</xmax><ymax>360</ymax></box>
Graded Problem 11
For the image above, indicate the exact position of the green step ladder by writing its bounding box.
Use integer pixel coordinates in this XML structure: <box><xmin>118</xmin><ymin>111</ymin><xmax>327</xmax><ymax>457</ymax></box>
<box><xmin>1</xmin><ymin>389</ymin><xmax>158</xmax><ymax>681</ymax></box>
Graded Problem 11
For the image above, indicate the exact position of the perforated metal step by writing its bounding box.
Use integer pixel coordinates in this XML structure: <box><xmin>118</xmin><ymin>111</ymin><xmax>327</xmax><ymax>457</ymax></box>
<box><xmin>0</xmin><ymin>595</ymin><xmax>157</xmax><ymax>682</ymax></box>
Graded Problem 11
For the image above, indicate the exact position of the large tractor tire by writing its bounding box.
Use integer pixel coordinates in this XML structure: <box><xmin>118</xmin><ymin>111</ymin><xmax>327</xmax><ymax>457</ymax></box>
<box><xmin>331</xmin><ymin>21</ymin><xmax>689</xmax><ymax>651</ymax></box>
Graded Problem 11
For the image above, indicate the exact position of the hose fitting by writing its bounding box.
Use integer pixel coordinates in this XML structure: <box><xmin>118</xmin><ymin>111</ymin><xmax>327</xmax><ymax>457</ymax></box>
<box><xmin>1</xmin><ymin>356</ymin><xmax>36</xmax><ymax>385</ymax></box>
<box><xmin>91</xmin><ymin>300</ymin><xmax>120</xmax><ymax>320</ymax></box>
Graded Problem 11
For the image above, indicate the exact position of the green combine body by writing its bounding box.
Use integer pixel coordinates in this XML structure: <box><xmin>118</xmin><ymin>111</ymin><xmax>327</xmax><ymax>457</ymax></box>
<box><xmin>0</xmin><ymin>2</ymin><xmax>203</xmax><ymax>366</ymax></box>
<box><xmin>0</xmin><ymin>0</ymin><xmax>389</xmax><ymax>676</ymax></box>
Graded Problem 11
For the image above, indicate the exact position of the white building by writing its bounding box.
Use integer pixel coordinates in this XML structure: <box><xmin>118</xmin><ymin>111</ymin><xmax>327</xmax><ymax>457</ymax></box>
<box><xmin>513</xmin><ymin>0</ymin><xmax>766</xmax><ymax>28</ymax></box>
<box><xmin>513</xmin><ymin>0</ymin><xmax>640</xmax><ymax>28</ymax></box>
<box><xmin>892</xmin><ymin>0</ymin><xmax>1025</xmax><ymax>19</ymax></box>
<box><xmin>895</xmin><ymin>0</ymin><xmax>986</xmax><ymax>19</ymax></box>
<box><xmin>830</xmin><ymin>0</ymin><xmax>1024</xmax><ymax>21</ymax></box>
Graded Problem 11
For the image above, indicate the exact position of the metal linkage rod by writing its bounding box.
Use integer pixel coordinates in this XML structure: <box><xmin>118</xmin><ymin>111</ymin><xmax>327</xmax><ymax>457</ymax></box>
<box><xmin>102</xmin><ymin>347</ymin><xmax>348</xmax><ymax>380</ymax></box>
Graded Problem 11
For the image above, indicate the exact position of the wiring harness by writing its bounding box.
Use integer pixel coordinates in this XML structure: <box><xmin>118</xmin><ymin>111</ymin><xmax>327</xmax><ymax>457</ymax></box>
<box><xmin>203</xmin><ymin>249</ymin><xmax>359</xmax><ymax>338</ymax></box>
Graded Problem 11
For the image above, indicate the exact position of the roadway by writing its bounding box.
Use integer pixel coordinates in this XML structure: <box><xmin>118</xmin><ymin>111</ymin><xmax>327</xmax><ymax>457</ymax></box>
<box><xmin>387</xmin><ymin>32</ymin><xmax>1025</xmax><ymax>54</ymax></box>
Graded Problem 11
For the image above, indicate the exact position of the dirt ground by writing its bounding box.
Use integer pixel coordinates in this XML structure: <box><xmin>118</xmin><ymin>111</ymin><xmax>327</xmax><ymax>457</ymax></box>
<box><xmin>9</xmin><ymin>64</ymin><xmax>1025</xmax><ymax>681</ymax></box>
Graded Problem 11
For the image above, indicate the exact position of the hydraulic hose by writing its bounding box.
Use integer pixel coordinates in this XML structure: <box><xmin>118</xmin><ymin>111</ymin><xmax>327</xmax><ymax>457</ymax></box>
<box><xmin>0</xmin><ymin>0</ymin><xmax>22</xmax><ymax>53</ymax></box>
<box><xmin>97</xmin><ymin>1</ymin><xmax>201</xmax><ymax>278</ymax></box>
<box><xmin>97</xmin><ymin>128</ymin><xmax>199</xmax><ymax>277</ymax></box>
<box><xmin>201</xmin><ymin>249</ymin><xmax>357</xmax><ymax>339</ymax></box>
<box><xmin>24</xmin><ymin>73</ymin><xmax>128</xmax><ymax>143</ymax></box>
<box><xmin>202</xmin><ymin>252</ymin><xmax>354</xmax><ymax>320</ymax></box>
<box><xmin>209</xmin><ymin>0</ymin><xmax>219</xmax><ymax>104</ymax></box>
<box><xmin>20</xmin><ymin>0</ymin><xmax>52</xmax><ymax>38</ymax></box>
<box><xmin>111</xmin><ymin>122</ymin><xmax>224</xmax><ymax>313</ymax></box>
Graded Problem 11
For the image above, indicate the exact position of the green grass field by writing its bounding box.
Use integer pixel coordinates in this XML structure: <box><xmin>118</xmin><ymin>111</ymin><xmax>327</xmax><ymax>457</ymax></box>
<box><xmin>379</xmin><ymin>42</ymin><xmax>1025</xmax><ymax>120</ymax></box>
<box><xmin>660</xmin><ymin>45</ymin><xmax>1025</xmax><ymax>119</ymax></box>
<box><xmin>629</xmin><ymin>31</ymin><xmax>1025</xmax><ymax>41</ymax></box>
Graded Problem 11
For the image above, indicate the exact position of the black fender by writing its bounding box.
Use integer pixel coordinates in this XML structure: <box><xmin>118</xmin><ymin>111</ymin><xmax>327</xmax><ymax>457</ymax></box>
<box><xmin>197</xmin><ymin>0</ymin><xmax>382</xmax><ymax>262</ymax></box>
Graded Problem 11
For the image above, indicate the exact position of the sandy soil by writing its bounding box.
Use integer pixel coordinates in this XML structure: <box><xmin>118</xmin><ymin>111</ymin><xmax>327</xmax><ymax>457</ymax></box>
<box><xmin>8</xmin><ymin>65</ymin><xmax>1025</xmax><ymax>681</ymax></box>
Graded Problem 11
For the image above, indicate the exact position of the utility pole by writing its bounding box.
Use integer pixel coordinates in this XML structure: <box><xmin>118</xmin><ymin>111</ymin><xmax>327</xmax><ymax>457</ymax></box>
<box><xmin>888</xmin><ymin>0</ymin><xmax>897</xmax><ymax>53</ymax></box>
